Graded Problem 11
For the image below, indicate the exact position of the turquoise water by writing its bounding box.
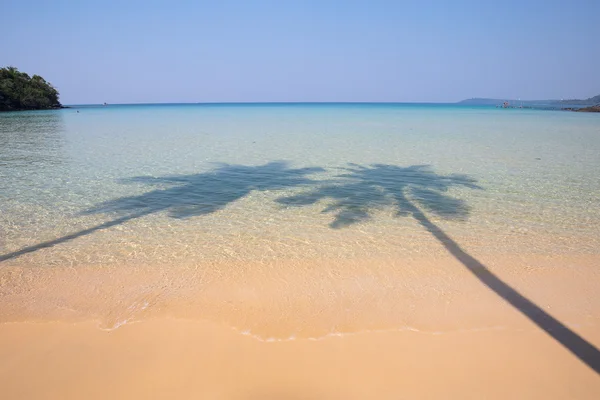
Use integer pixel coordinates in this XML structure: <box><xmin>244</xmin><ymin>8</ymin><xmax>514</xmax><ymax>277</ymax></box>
<box><xmin>1</xmin><ymin>103</ymin><xmax>600</xmax><ymax>267</ymax></box>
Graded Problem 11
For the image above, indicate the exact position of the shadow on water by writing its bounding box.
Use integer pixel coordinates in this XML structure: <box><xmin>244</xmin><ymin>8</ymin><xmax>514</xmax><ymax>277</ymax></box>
<box><xmin>0</xmin><ymin>161</ymin><xmax>322</xmax><ymax>262</ymax></box>
<box><xmin>2</xmin><ymin>160</ymin><xmax>599</xmax><ymax>373</ymax></box>
<box><xmin>277</xmin><ymin>163</ymin><xmax>600</xmax><ymax>374</ymax></box>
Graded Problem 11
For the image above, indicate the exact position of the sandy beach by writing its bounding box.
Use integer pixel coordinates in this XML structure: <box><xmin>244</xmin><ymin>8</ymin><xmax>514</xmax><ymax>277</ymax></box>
<box><xmin>1</xmin><ymin>253</ymin><xmax>600</xmax><ymax>399</ymax></box>
<box><xmin>1</xmin><ymin>317</ymin><xmax>599</xmax><ymax>399</ymax></box>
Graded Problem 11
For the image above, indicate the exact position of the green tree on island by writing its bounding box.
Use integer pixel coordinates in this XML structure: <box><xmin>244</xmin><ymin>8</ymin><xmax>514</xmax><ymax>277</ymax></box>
<box><xmin>0</xmin><ymin>66</ymin><xmax>62</xmax><ymax>111</ymax></box>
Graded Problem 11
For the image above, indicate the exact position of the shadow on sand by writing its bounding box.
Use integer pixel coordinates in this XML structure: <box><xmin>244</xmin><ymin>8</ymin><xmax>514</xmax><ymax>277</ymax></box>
<box><xmin>277</xmin><ymin>163</ymin><xmax>600</xmax><ymax>374</ymax></box>
<box><xmin>0</xmin><ymin>161</ymin><xmax>322</xmax><ymax>262</ymax></box>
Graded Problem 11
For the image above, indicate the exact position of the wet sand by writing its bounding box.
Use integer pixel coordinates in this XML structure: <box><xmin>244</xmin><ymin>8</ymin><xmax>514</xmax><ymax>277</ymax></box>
<box><xmin>1</xmin><ymin>319</ymin><xmax>599</xmax><ymax>399</ymax></box>
<box><xmin>1</xmin><ymin>254</ymin><xmax>600</xmax><ymax>398</ymax></box>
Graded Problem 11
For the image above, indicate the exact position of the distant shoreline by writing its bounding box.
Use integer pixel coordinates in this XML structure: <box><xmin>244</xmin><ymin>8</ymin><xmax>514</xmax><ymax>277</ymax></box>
<box><xmin>459</xmin><ymin>95</ymin><xmax>600</xmax><ymax>108</ymax></box>
<box><xmin>563</xmin><ymin>105</ymin><xmax>600</xmax><ymax>113</ymax></box>
<box><xmin>1</xmin><ymin>102</ymin><xmax>597</xmax><ymax>113</ymax></box>
<box><xmin>0</xmin><ymin>105</ymin><xmax>69</xmax><ymax>112</ymax></box>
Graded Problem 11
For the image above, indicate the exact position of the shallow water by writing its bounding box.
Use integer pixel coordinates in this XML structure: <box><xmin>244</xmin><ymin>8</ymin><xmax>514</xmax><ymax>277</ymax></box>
<box><xmin>2</xmin><ymin>104</ymin><xmax>599</xmax><ymax>262</ymax></box>
<box><xmin>1</xmin><ymin>104</ymin><xmax>599</xmax><ymax>334</ymax></box>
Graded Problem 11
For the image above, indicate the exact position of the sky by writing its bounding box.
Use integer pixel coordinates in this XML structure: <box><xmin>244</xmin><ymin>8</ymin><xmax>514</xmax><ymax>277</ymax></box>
<box><xmin>1</xmin><ymin>0</ymin><xmax>598</xmax><ymax>104</ymax></box>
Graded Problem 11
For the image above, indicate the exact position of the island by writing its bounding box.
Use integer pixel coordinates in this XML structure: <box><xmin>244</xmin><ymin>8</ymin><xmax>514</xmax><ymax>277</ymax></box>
<box><xmin>558</xmin><ymin>94</ymin><xmax>600</xmax><ymax>112</ymax></box>
<box><xmin>573</xmin><ymin>105</ymin><xmax>600</xmax><ymax>113</ymax></box>
<box><xmin>558</xmin><ymin>94</ymin><xmax>600</xmax><ymax>106</ymax></box>
<box><xmin>0</xmin><ymin>66</ymin><xmax>63</xmax><ymax>111</ymax></box>
<box><xmin>458</xmin><ymin>94</ymin><xmax>600</xmax><ymax>112</ymax></box>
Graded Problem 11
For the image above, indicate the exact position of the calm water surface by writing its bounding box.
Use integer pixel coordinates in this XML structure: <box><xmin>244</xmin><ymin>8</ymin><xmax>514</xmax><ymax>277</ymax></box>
<box><xmin>1</xmin><ymin>104</ymin><xmax>600</xmax><ymax>266</ymax></box>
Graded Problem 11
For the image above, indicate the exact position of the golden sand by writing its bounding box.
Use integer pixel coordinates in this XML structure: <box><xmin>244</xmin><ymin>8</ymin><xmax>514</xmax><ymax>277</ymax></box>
<box><xmin>1</xmin><ymin>319</ymin><xmax>599</xmax><ymax>399</ymax></box>
<box><xmin>1</xmin><ymin>254</ymin><xmax>600</xmax><ymax>398</ymax></box>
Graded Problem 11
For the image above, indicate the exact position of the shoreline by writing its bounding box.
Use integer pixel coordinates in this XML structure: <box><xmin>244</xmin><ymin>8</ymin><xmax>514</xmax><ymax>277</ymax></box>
<box><xmin>0</xmin><ymin>105</ymin><xmax>68</xmax><ymax>112</ymax></box>
<box><xmin>565</xmin><ymin>105</ymin><xmax>600</xmax><ymax>113</ymax></box>
<box><xmin>2</xmin><ymin>250</ymin><xmax>599</xmax><ymax>397</ymax></box>
<box><xmin>2</xmin><ymin>254</ymin><xmax>599</xmax><ymax>336</ymax></box>
<box><xmin>1</xmin><ymin>317</ymin><xmax>599</xmax><ymax>399</ymax></box>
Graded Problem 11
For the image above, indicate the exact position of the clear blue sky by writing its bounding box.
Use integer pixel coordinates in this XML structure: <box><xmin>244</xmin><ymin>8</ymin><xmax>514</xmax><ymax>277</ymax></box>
<box><xmin>2</xmin><ymin>0</ymin><xmax>598</xmax><ymax>104</ymax></box>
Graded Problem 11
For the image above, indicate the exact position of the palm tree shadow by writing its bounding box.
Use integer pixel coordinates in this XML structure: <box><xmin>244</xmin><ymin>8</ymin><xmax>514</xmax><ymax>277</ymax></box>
<box><xmin>277</xmin><ymin>163</ymin><xmax>600</xmax><ymax>374</ymax></box>
<box><xmin>0</xmin><ymin>161</ymin><xmax>323</xmax><ymax>262</ymax></box>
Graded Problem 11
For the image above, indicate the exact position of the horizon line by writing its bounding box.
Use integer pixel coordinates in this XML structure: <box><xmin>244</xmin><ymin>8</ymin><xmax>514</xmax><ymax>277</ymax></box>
<box><xmin>65</xmin><ymin>101</ymin><xmax>467</xmax><ymax>107</ymax></box>
<box><xmin>62</xmin><ymin>98</ymin><xmax>583</xmax><ymax>107</ymax></box>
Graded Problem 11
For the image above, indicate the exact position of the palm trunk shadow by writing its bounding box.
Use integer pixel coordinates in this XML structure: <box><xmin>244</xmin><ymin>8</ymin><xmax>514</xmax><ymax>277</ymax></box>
<box><xmin>411</xmin><ymin>207</ymin><xmax>600</xmax><ymax>374</ymax></box>
<box><xmin>0</xmin><ymin>211</ymin><xmax>151</xmax><ymax>263</ymax></box>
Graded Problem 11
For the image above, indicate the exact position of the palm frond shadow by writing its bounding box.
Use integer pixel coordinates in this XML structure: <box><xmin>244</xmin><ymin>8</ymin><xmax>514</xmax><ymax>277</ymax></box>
<box><xmin>279</xmin><ymin>164</ymin><xmax>479</xmax><ymax>228</ymax></box>
<box><xmin>83</xmin><ymin>161</ymin><xmax>323</xmax><ymax>220</ymax></box>
<box><xmin>0</xmin><ymin>161</ymin><xmax>323</xmax><ymax>262</ymax></box>
<box><xmin>277</xmin><ymin>163</ymin><xmax>600</xmax><ymax>374</ymax></box>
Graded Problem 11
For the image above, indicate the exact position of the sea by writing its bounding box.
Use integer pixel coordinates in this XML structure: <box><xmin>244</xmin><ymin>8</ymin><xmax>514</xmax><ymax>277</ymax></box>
<box><xmin>1</xmin><ymin>103</ymin><xmax>599</xmax><ymax>335</ymax></box>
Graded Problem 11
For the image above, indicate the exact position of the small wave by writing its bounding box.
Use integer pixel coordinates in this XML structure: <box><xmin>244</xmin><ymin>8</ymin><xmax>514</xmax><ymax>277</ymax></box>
<box><xmin>98</xmin><ymin>318</ymin><xmax>134</xmax><ymax>332</ymax></box>
<box><xmin>233</xmin><ymin>324</ymin><xmax>518</xmax><ymax>343</ymax></box>
<box><xmin>96</xmin><ymin>299</ymin><xmax>150</xmax><ymax>332</ymax></box>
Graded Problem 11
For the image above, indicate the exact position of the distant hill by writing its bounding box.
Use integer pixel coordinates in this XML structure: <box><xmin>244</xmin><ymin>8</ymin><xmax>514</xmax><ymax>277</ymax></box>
<box><xmin>0</xmin><ymin>66</ymin><xmax>62</xmax><ymax>111</ymax></box>
<box><xmin>458</xmin><ymin>95</ymin><xmax>600</xmax><ymax>107</ymax></box>
<box><xmin>557</xmin><ymin>94</ymin><xmax>600</xmax><ymax>105</ymax></box>
<box><xmin>457</xmin><ymin>98</ymin><xmax>557</xmax><ymax>106</ymax></box>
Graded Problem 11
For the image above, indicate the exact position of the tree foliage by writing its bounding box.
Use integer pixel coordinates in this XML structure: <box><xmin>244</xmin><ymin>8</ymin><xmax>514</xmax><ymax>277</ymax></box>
<box><xmin>0</xmin><ymin>66</ymin><xmax>62</xmax><ymax>111</ymax></box>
